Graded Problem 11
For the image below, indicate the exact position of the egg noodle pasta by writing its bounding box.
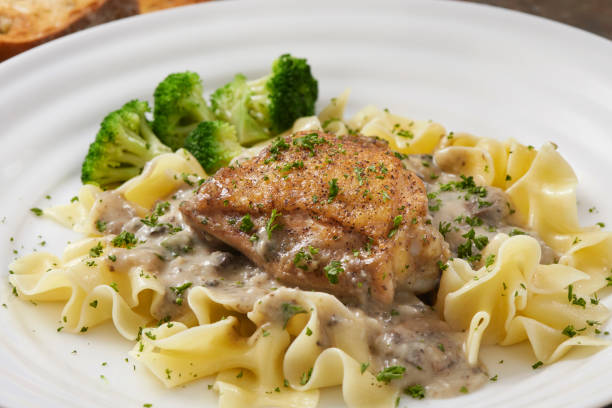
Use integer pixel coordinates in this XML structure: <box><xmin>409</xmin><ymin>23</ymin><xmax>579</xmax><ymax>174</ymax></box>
<box><xmin>8</xmin><ymin>94</ymin><xmax>611</xmax><ymax>407</ymax></box>
<box><xmin>347</xmin><ymin>108</ymin><xmax>611</xmax><ymax>366</ymax></box>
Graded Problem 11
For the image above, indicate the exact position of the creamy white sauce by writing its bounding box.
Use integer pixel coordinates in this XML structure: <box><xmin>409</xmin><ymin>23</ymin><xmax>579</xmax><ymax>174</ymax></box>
<box><xmin>91</xmin><ymin>154</ymin><xmax>555</xmax><ymax>398</ymax></box>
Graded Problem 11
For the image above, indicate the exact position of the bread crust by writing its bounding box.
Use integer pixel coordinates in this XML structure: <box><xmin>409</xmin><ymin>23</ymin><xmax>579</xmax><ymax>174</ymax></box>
<box><xmin>139</xmin><ymin>0</ymin><xmax>210</xmax><ymax>14</ymax></box>
<box><xmin>0</xmin><ymin>0</ymin><xmax>138</xmax><ymax>61</ymax></box>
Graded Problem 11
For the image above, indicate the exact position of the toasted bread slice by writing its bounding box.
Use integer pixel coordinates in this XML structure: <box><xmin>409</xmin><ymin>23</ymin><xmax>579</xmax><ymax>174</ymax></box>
<box><xmin>0</xmin><ymin>0</ymin><xmax>138</xmax><ymax>62</ymax></box>
<box><xmin>138</xmin><ymin>0</ymin><xmax>210</xmax><ymax>14</ymax></box>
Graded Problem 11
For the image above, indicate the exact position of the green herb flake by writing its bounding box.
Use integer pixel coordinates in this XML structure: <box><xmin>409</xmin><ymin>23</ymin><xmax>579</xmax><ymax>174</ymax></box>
<box><xmin>509</xmin><ymin>229</ymin><xmax>526</xmax><ymax>236</ymax></box>
<box><xmin>265</xmin><ymin>137</ymin><xmax>291</xmax><ymax>163</ymax></box>
<box><xmin>89</xmin><ymin>242</ymin><xmax>104</xmax><ymax>258</ymax></box>
<box><xmin>239</xmin><ymin>214</ymin><xmax>254</xmax><ymax>233</ymax></box>
<box><xmin>388</xmin><ymin>215</ymin><xmax>403</xmax><ymax>238</ymax></box>
<box><xmin>300</xmin><ymin>367</ymin><xmax>313</xmax><ymax>385</ymax></box>
<box><xmin>293</xmin><ymin>133</ymin><xmax>328</xmax><ymax>156</ymax></box>
<box><xmin>266</xmin><ymin>209</ymin><xmax>282</xmax><ymax>239</ymax></box>
<box><xmin>376</xmin><ymin>366</ymin><xmax>406</xmax><ymax>383</ymax></box>
<box><xmin>562</xmin><ymin>325</ymin><xmax>578</xmax><ymax>338</ymax></box>
<box><xmin>405</xmin><ymin>384</ymin><xmax>425</xmax><ymax>399</ymax></box>
<box><xmin>360</xmin><ymin>362</ymin><xmax>370</xmax><ymax>374</ymax></box>
<box><xmin>111</xmin><ymin>231</ymin><xmax>138</xmax><ymax>249</ymax></box>
<box><xmin>327</xmin><ymin>178</ymin><xmax>340</xmax><ymax>202</ymax></box>
<box><xmin>30</xmin><ymin>208</ymin><xmax>43</xmax><ymax>216</ymax></box>
<box><xmin>281</xmin><ymin>303</ymin><xmax>307</xmax><ymax>328</ymax></box>
<box><xmin>323</xmin><ymin>260</ymin><xmax>344</xmax><ymax>284</ymax></box>
<box><xmin>95</xmin><ymin>220</ymin><xmax>107</xmax><ymax>232</ymax></box>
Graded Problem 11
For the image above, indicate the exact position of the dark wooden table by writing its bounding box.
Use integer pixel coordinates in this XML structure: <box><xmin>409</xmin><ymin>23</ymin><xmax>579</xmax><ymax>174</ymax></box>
<box><xmin>456</xmin><ymin>0</ymin><xmax>612</xmax><ymax>40</ymax></box>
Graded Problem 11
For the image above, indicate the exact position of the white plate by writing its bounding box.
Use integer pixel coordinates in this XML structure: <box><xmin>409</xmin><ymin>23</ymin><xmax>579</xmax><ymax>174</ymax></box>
<box><xmin>1</xmin><ymin>0</ymin><xmax>612</xmax><ymax>407</ymax></box>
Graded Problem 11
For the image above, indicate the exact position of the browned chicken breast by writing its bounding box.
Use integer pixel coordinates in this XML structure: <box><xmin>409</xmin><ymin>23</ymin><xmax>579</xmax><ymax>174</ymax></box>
<box><xmin>181</xmin><ymin>131</ymin><xmax>449</xmax><ymax>305</ymax></box>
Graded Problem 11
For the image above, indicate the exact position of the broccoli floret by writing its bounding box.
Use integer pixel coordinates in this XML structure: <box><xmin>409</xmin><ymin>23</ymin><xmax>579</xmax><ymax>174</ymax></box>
<box><xmin>81</xmin><ymin>100</ymin><xmax>171</xmax><ymax>189</ymax></box>
<box><xmin>184</xmin><ymin>121</ymin><xmax>244</xmax><ymax>174</ymax></box>
<box><xmin>210</xmin><ymin>54</ymin><xmax>318</xmax><ymax>146</ymax></box>
<box><xmin>152</xmin><ymin>71</ymin><xmax>215</xmax><ymax>150</ymax></box>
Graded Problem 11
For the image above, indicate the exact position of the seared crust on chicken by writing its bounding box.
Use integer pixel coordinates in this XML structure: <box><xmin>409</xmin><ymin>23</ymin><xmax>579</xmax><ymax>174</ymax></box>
<box><xmin>181</xmin><ymin>131</ymin><xmax>448</xmax><ymax>305</ymax></box>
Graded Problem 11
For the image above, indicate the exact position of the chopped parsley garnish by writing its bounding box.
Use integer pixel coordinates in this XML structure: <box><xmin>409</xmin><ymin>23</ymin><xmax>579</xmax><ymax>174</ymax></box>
<box><xmin>360</xmin><ymin>362</ymin><xmax>370</xmax><ymax>374</ymax></box>
<box><xmin>485</xmin><ymin>254</ymin><xmax>496</xmax><ymax>267</ymax></box>
<box><xmin>170</xmin><ymin>282</ymin><xmax>192</xmax><ymax>295</ymax></box>
<box><xmin>437</xmin><ymin>260</ymin><xmax>448</xmax><ymax>271</ymax></box>
<box><xmin>404</xmin><ymin>384</ymin><xmax>425</xmax><ymax>399</ymax></box>
<box><xmin>427</xmin><ymin>192</ymin><xmax>442</xmax><ymax>212</ymax></box>
<box><xmin>509</xmin><ymin>229</ymin><xmax>526</xmax><ymax>236</ymax></box>
<box><xmin>438</xmin><ymin>221</ymin><xmax>451</xmax><ymax>237</ymax></box>
<box><xmin>108</xmin><ymin>254</ymin><xmax>117</xmax><ymax>262</ymax></box>
<box><xmin>459</xmin><ymin>386</ymin><xmax>468</xmax><ymax>394</ymax></box>
<box><xmin>281</xmin><ymin>303</ymin><xmax>307</xmax><ymax>328</ymax></box>
<box><xmin>89</xmin><ymin>242</ymin><xmax>104</xmax><ymax>258</ymax></box>
<box><xmin>96</xmin><ymin>220</ymin><xmax>107</xmax><ymax>232</ymax></box>
<box><xmin>265</xmin><ymin>137</ymin><xmax>290</xmax><ymax>163</ymax></box>
<box><xmin>266</xmin><ymin>209</ymin><xmax>282</xmax><ymax>239</ymax></box>
<box><xmin>293</xmin><ymin>246</ymin><xmax>318</xmax><ymax>270</ymax></box>
<box><xmin>354</xmin><ymin>167</ymin><xmax>365</xmax><ymax>185</ymax></box>
<box><xmin>109</xmin><ymin>282</ymin><xmax>119</xmax><ymax>292</ymax></box>
<box><xmin>567</xmin><ymin>284</ymin><xmax>587</xmax><ymax>308</ymax></box>
<box><xmin>396</xmin><ymin>129</ymin><xmax>414</xmax><ymax>139</ymax></box>
<box><xmin>388</xmin><ymin>215</ymin><xmax>403</xmax><ymax>238</ymax></box>
<box><xmin>305</xmin><ymin>327</ymin><xmax>313</xmax><ymax>336</ymax></box>
<box><xmin>111</xmin><ymin>231</ymin><xmax>138</xmax><ymax>249</ymax></box>
<box><xmin>30</xmin><ymin>208</ymin><xmax>43</xmax><ymax>216</ymax></box>
<box><xmin>327</xmin><ymin>178</ymin><xmax>339</xmax><ymax>202</ymax></box>
<box><xmin>293</xmin><ymin>132</ymin><xmax>328</xmax><ymax>156</ymax></box>
<box><xmin>323</xmin><ymin>260</ymin><xmax>344</xmax><ymax>284</ymax></box>
<box><xmin>376</xmin><ymin>366</ymin><xmax>405</xmax><ymax>383</ymax></box>
<box><xmin>532</xmin><ymin>361</ymin><xmax>543</xmax><ymax>369</ymax></box>
<box><xmin>140</xmin><ymin>202</ymin><xmax>169</xmax><ymax>225</ymax></box>
<box><xmin>281</xmin><ymin>160</ymin><xmax>304</xmax><ymax>172</ymax></box>
<box><xmin>457</xmin><ymin>229</ymin><xmax>489</xmax><ymax>263</ymax></box>
<box><xmin>562</xmin><ymin>325</ymin><xmax>578</xmax><ymax>337</ymax></box>
<box><xmin>145</xmin><ymin>331</ymin><xmax>156</xmax><ymax>340</ymax></box>
<box><xmin>464</xmin><ymin>216</ymin><xmax>483</xmax><ymax>227</ymax></box>
<box><xmin>70</xmin><ymin>196</ymin><xmax>79</xmax><ymax>203</ymax></box>
<box><xmin>239</xmin><ymin>214</ymin><xmax>254</xmax><ymax>233</ymax></box>
<box><xmin>439</xmin><ymin>175</ymin><xmax>488</xmax><ymax>201</ymax></box>
<box><xmin>89</xmin><ymin>300</ymin><xmax>98</xmax><ymax>308</ymax></box>
<box><xmin>300</xmin><ymin>368</ymin><xmax>313</xmax><ymax>385</ymax></box>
